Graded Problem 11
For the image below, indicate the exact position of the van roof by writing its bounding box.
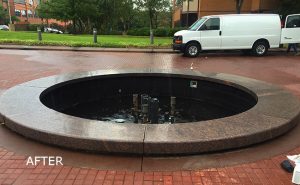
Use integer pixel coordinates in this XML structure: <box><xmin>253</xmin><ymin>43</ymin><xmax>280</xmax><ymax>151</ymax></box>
<box><xmin>203</xmin><ymin>14</ymin><xmax>279</xmax><ymax>18</ymax></box>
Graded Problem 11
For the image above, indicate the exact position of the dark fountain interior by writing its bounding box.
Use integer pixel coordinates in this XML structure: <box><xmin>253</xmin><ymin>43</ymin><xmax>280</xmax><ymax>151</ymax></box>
<box><xmin>40</xmin><ymin>74</ymin><xmax>258</xmax><ymax>124</ymax></box>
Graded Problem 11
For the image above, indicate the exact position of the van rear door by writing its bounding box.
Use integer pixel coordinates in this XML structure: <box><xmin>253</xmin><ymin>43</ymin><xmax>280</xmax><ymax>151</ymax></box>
<box><xmin>281</xmin><ymin>14</ymin><xmax>300</xmax><ymax>44</ymax></box>
<box><xmin>199</xmin><ymin>18</ymin><xmax>222</xmax><ymax>49</ymax></box>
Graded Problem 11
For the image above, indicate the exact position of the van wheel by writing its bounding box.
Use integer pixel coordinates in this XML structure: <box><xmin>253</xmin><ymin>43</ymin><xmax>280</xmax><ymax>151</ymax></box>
<box><xmin>252</xmin><ymin>41</ymin><xmax>268</xmax><ymax>56</ymax></box>
<box><xmin>184</xmin><ymin>43</ymin><xmax>200</xmax><ymax>57</ymax></box>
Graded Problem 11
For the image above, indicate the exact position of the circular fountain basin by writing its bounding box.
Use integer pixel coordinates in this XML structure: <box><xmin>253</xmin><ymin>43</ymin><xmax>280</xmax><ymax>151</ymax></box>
<box><xmin>40</xmin><ymin>73</ymin><xmax>257</xmax><ymax>124</ymax></box>
<box><xmin>0</xmin><ymin>69</ymin><xmax>300</xmax><ymax>155</ymax></box>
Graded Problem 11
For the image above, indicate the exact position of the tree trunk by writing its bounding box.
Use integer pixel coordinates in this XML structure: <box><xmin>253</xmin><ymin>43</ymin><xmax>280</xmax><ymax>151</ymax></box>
<box><xmin>78</xmin><ymin>18</ymin><xmax>84</xmax><ymax>33</ymax></box>
<box><xmin>236</xmin><ymin>0</ymin><xmax>244</xmax><ymax>14</ymax></box>
<box><xmin>154</xmin><ymin>13</ymin><xmax>158</xmax><ymax>28</ymax></box>
<box><xmin>149</xmin><ymin>9</ymin><xmax>154</xmax><ymax>30</ymax></box>
<box><xmin>186</xmin><ymin>0</ymin><xmax>190</xmax><ymax>26</ymax></box>
<box><xmin>72</xmin><ymin>18</ymin><xmax>76</xmax><ymax>34</ymax></box>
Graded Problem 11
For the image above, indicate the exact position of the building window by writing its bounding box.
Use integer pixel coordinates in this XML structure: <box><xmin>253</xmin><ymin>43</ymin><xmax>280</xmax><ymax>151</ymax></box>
<box><xmin>14</xmin><ymin>0</ymin><xmax>26</xmax><ymax>4</ymax></box>
<box><xmin>21</xmin><ymin>10</ymin><xmax>26</xmax><ymax>16</ymax></box>
<box><xmin>27</xmin><ymin>9</ymin><xmax>33</xmax><ymax>17</ymax></box>
<box><xmin>15</xmin><ymin>9</ymin><xmax>21</xmax><ymax>16</ymax></box>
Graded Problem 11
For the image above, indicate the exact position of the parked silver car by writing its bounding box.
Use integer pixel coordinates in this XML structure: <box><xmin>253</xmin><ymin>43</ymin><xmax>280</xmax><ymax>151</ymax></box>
<box><xmin>44</xmin><ymin>27</ymin><xmax>63</xmax><ymax>34</ymax></box>
<box><xmin>0</xmin><ymin>25</ymin><xmax>9</xmax><ymax>31</ymax></box>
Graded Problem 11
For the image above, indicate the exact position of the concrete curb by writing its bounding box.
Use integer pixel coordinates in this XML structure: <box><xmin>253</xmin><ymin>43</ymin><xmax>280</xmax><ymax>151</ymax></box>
<box><xmin>0</xmin><ymin>45</ymin><xmax>175</xmax><ymax>53</ymax></box>
<box><xmin>0</xmin><ymin>44</ymin><xmax>286</xmax><ymax>54</ymax></box>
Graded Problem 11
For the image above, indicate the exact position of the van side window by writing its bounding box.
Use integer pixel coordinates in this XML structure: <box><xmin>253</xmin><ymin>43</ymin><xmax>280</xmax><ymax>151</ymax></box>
<box><xmin>199</xmin><ymin>18</ymin><xmax>220</xmax><ymax>31</ymax></box>
<box><xmin>286</xmin><ymin>15</ymin><xmax>300</xmax><ymax>28</ymax></box>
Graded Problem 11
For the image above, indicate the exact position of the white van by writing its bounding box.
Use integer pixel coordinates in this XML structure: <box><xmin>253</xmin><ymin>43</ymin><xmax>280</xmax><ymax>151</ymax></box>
<box><xmin>173</xmin><ymin>14</ymin><xmax>300</xmax><ymax>57</ymax></box>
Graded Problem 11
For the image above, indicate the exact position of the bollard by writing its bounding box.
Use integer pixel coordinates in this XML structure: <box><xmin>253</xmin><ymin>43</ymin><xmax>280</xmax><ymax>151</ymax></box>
<box><xmin>37</xmin><ymin>27</ymin><xmax>42</xmax><ymax>41</ymax></box>
<box><xmin>150</xmin><ymin>30</ymin><xmax>154</xmax><ymax>45</ymax></box>
<box><xmin>93</xmin><ymin>28</ymin><xmax>97</xmax><ymax>43</ymax></box>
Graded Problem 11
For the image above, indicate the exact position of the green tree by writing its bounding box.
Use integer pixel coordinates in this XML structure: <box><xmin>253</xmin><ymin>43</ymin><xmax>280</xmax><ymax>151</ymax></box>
<box><xmin>0</xmin><ymin>5</ymin><xmax>7</xmax><ymax>24</ymax></box>
<box><xmin>10</xmin><ymin>15</ymin><xmax>19</xmax><ymax>24</ymax></box>
<box><xmin>94</xmin><ymin>0</ymin><xmax>115</xmax><ymax>32</ymax></box>
<box><xmin>115</xmin><ymin>0</ymin><xmax>136</xmax><ymax>33</ymax></box>
<box><xmin>134</xmin><ymin>0</ymin><xmax>170</xmax><ymax>29</ymax></box>
<box><xmin>38</xmin><ymin>0</ymin><xmax>172</xmax><ymax>34</ymax></box>
<box><xmin>38</xmin><ymin>0</ymin><xmax>99</xmax><ymax>33</ymax></box>
<box><xmin>38</xmin><ymin>0</ymin><xmax>72</xmax><ymax>25</ymax></box>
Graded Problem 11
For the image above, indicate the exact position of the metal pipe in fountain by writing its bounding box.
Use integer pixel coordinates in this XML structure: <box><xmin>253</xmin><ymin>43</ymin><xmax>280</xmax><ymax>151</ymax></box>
<box><xmin>132</xmin><ymin>94</ymin><xmax>139</xmax><ymax>123</ymax></box>
<box><xmin>149</xmin><ymin>98</ymin><xmax>159</xmax><ymax>124</ymax></box>
<box><xmin>141</xmin><ymin>94</ymin><xmax>149</xmax><ymax>123</ymax></box>
<box><xmin>170</xmin><ymin>96</ymin><xmax>176</xmax><ymax>123</ymax></box>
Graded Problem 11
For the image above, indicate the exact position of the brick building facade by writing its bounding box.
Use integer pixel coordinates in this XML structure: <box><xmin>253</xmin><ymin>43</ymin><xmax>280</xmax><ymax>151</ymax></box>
<box><xmin>1</xmin><ymin>0</ymin><xmax>43</xmax><ymax>24</ymax></box>
<box><xmin>173</xmin><ymin>0</ymin><xmax>280</xmax><ymax>27</ymax></box>
<box><xmin>1</xmin><ymin>0</ymin><xmax>61</xmax><ymax>26</ymax></box>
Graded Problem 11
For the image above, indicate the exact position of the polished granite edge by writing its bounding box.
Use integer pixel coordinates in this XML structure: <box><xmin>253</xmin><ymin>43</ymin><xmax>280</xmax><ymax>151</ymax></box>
<box><xmin>4</xmin><ymin>115</ymin><xmax>145</xmax><ymax>154</ymax></box>
<box><xmin>0</xmin><ymin>70</ymin><xmax>300</xmax><ymax>155</ymax></box>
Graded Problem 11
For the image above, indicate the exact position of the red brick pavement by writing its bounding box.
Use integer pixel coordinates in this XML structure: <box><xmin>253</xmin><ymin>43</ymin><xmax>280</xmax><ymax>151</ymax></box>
<box><xmin>0</xmin><ymin>50</ymin><xmax>300</xmax><ymax>184</ymax></box>
<box><xmin>0</xmin><ymin>146</ymin><xmax>299</xmax><ymax>185</ymax></box>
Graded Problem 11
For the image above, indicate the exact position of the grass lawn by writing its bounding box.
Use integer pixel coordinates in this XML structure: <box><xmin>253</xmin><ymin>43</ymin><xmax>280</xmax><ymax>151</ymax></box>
<box><xmin>0</xmin><ymin>31</ymin><xmax>173</xmax><ymax>48</ymax></box>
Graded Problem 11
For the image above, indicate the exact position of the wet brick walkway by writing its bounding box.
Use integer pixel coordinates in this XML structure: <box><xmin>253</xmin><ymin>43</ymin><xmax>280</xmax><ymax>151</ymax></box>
<box><xmin>0</xmin><ymin>146</ymin><xmax>299</xmax><ymax>185</ymax></box>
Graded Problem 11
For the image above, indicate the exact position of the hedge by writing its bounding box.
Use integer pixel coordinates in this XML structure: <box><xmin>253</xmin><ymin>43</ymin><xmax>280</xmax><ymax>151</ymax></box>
<box><xmin>127</xmin><ymin>27</ymin><xmax>187</xmax><ymax>37</ymax></box>
<box><xmin>14</xmin><ymin>25</ymin><xmax>186</xmax><ymax>37</ymax></box>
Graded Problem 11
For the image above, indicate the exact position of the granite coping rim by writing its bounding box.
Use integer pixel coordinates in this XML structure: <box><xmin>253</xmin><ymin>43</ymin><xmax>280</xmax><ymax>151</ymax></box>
<box><xmin>0</xmin><ymin>69</ymin><xmax>299</xmax><ymax>155</ymax></box>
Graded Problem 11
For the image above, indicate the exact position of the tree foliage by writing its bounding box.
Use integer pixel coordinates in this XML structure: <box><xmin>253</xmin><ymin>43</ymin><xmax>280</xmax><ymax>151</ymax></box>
<box><xmin>38</xmin><ymin>0</ymin><xmax>99</xmax><ymax>33</ymax></box>
<box><xmin>134</xmin><ymin>0</ymin><xmax>170</xmax><ymax>29</ymax></box>
<box><xmin>37</xmin><ymin>0</ymin><xmax>171</xmax><ymax>34</ymax></box>
<box><xmin>0</xmin><ymin>4</ymin><xmax>19</xmax><ymax>24</ymax></box>
<box><xmin>0</xmin><ymin>5</ymin><xmax>7</xmax><ymax>23</ymax></box>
